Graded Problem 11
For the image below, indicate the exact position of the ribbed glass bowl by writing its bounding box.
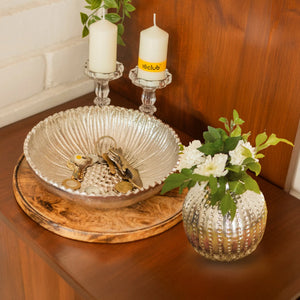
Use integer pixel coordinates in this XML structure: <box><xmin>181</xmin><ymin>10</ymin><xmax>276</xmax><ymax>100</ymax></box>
<box><xmin>24</xmin><ymin>105</ymin><xmax>180</xmax><ymax>208</ymax></box>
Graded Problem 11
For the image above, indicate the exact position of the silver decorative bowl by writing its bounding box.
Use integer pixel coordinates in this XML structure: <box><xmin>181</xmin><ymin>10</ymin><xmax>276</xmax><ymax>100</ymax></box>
<box><xmin>24</xmin><ymin>106</ymin><xmax>180</xmax><ymax>209</ymax></box>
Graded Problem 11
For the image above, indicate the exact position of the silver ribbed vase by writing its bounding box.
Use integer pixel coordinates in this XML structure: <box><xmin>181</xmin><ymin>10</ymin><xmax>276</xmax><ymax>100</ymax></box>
<box><xmin>182</xmin><ymin>183</ymin><xmax>267</xmax><ymax>262</ymax></box>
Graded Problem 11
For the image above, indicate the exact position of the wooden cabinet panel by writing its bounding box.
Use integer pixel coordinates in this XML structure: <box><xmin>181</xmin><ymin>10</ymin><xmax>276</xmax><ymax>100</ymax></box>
<box><xmin>0</xmin><ymin>221</ymin><xmax>84</xmax><ymax>300</ymax></box>
<box><xmin>112</xmin><ymin>0</ymin><xmax>300</xmax><ymax>188</ymax></box>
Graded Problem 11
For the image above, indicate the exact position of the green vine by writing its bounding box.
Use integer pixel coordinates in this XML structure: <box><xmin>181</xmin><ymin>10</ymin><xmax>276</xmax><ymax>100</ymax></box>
<box><xmin>80</xmin><ymin>0</ymin><xmax>135</xmax><ymax>46</ymax></box>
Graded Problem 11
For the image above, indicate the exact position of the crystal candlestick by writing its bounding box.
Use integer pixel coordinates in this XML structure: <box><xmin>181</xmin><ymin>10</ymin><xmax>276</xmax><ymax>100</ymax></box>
<box><xmin>85</xmin><ymin>61</ymin><xmax>124</xmax><ymax>106</ymax></box>
<box><xmin>129</xmin><ymin>66</ymin><xmax>172</xmax><ymax>115</ymax></box>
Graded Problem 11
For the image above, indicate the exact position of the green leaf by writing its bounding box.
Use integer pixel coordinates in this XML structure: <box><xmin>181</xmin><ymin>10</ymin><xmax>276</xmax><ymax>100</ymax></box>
<box><xmin>179</xmin><ymin>181</ymin><xmax>189</xmax><ymax>194</ymax></box>
<box><xmin>224</xmin><ymin>123</ymin><xmax>230</xmax><ymax>132</ymax></box>
<box><xmin>208</xmin><ymin>126</ymin><xmax>221</xmax><ymax>138</ymax></box>
<box><xmin>247</xmin><ymin>162</ymin><xmax>261</xmax><ymax>176</ymax></box>
<box><xmin>219</xmin><ymin>117</ymin><xmax>230</xmax><ymax>132</ymax></box>
<box><xmin>209</xmin><ymin>175</ymin><xmax>218</xmax><ymax>194</ymax></box>
<box><xmin>125</xmin><ymin>3</ymin><xmax>136</xmax><ymax>12</ymax></box>
<box><xmin>104</xmin><ymin>0</ymin><xmax>118</xmax><ymax>8</ymax></box>
<box><xmin>241</xmin><ymin>146</ymin><xmax>253</xmax><ymax>158</ymax></box>
<box><xmin>82</xmin><ymin>26</ymin><xmax>89</xmax><ymax>37</ymax></box>
<box><xmin>217</xmin><ymin>128</ymin><xmax>229</xmax><ymax>141</ymax></box>
<box><xmin>105</xmin><ymin>13</ymin><xmax>121</xmax><ymax>23</ymax></box>
<box><xmin>256</xmin><ymin>133</ymin><xmax>293</xmax><ymax>152</ymax></box>
<box><xmin>90</xmin><ymin>0</ymin><xmax>102</xmax><ymax>10</ymax></box>
<box><xmin>243</xmin><ymin>157</ymin><xmax>259</xmax><ymax>175</ymax></box>
<box><xmin>210</xmin><ymin>192</ymin><xmax>220</xmax><ymax>206</ymax></box>
<box><xmin>242</xmin><ymin>173</ymin><xmax>260</xmax><ymax>194</ymax></box>
<box><xmin>230</xmin><ymin>201</ymin><xmax>237</xmax><ymax>220</ymax></box>
<box><xmin>181</xmin><ymin>168</ymin><xmax>193</xmax><ymax>176</ymax></box>
<box><xmin>223</xmin><ymin>136</ymin><xmax>241</xmax><ymax>153</ymax></box>
<box><xmin>220</xmin><ymin>193</ymin><xmax>236</xmax><ymax>220</ymax></box>
<box><xmin>187</xmin><ymin>180</ymin><xmax>197</xmax><ymax>189</ymax></box>
<box><xmin>88</xmin><ymin>16</ymin><xmax>99</xmax><ymax>26</ymax></box>
<box><xmin>228</xmin><ymin>180</ymin><xmax>246</xmax><ymax>194</ymax></box>
<box><xmin>231</xmin><ymin>125</ymin><xmax>241</xmax><ymax>137</ymax></box>
<box><xmin>226</xmin><ymin>164</ymin><xmax>242</xmax><ymax>173</ymax></box>
<box><xmin>233</xmin><ymin>109</ymin><xmax>239</xmax><ymax>122</ymax></box>
<box><xmin>242</xmin><ymin>131</ymin><xmax>251</xmax><ymax>141</ymax></box>
<box><xmin>209</xmin><ymin>176</ymin><xmax>226</xmax><ymax>205</ymax></box>
<box><xmin>255</xmin><ymin>132</ymin><xmax>268</xmax><ymax>147</ymax></box>
<box><xmin>218</xmin><ymin>176</ymin><xmax>227</xmax><ymax>187</ymax></box>
<box><xmin>190</xmin><ymin>174</ymin><xmax>209</xmax><ymax>182</ymax></box>
<box><xmin>233</xmin><ymin>109</ymin><xmax>245</xmax><ymax>125</ymax></box>
<box><xmin>227</xmin><ymin>169</ymin><xmax>243</xmax><ymax>181</ymax></box>
<box><xmin>124</xmin><ymin>9</ymin><xmax>131</xmax><ymax>18</ymax></box>
<box><xmin>220</xmin><ymin>193</ymin><xmax>231</xmax><ymax>215</ymax></box>
<box><xmin>235</xmin><ymin>118</ymin><xmax>245</xmax><ymax>125</ymax></box>
<box><xmin>210</xmin><ymin>188</ymin><xmax>223</xmax><ymax>206</ymax></box>
<box><xmin>117</xmin><ymin>34</ymin><xmax>125</xmax><ymax>46</ymax></box>
<box><xmin>80</xmin><ymin>12</ymin><xmax>89</xmax><ymax>25</ymax></box>
<box><xmin>117</xmin><ymin>23</ymin><xmax>124</xmax><ymax>35</ymax></box>
<box><xmin>219</xmin><ymin>117</ymin><xmax>228</xmax><ymax>124</ymax></box>
<box><xmin>203</xmin><ymin>131</ymin><xmax>216</xmax><ymax>143</ymax></box>
<box><xmin>203</xmin><ymin>126</ymin><xmax>221</xmax><ymax>143</ymax></box>
<box><xmin>255</xmin><ymin>153</ymin><xmax>265</xmax><ymax>159</ymax></box>
<box><xmin>243</xmin><ymin>157</ymin><xmax>256</xmax><ymax>165</ymax></box>
<box><xmin>198</xmin><ymin>139</ymin><xmax>224</xmax><ymax>156</ymax></box>
<box><xmin>161</xmin><ymin>173</ymin><xmax>187</xmax><ymax>194</ymax></box>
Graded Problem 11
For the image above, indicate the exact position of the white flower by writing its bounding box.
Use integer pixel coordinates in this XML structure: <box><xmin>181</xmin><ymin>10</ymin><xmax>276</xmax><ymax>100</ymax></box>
<box><xmin>178</xmin><ymin>140</ymin><xmax>205</xmax><ymax>170</ymax></box>
<box><xmin>194</xmin><ymin>154</ymin><xmax>228</xmax><ymax>177</ymax></box>
<box><xmin>229</xmin><ymin>140</ymin><xmax>257</xmax><ymax>166</ymax></box>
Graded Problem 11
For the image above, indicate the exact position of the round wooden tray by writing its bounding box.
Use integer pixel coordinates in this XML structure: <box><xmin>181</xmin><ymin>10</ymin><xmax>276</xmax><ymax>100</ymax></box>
<box><xmin>13</xmin><ymin>156</ymin><xmax>185</xmax><ymax>243</ymax></box>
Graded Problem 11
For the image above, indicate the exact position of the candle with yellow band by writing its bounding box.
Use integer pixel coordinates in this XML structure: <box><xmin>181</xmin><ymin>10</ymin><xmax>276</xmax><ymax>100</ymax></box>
<box><xmin>138</xmin><ymin>58</ymin><xmax>167</xmax><ymax>73</ymax></box>
<box><xmin>137</xmin><ymin>14</ymin><xmax>169</xmax><ymax>80</ymax></box>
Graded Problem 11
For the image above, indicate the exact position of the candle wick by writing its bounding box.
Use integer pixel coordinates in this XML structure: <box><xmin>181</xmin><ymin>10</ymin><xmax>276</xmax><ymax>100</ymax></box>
<box><xmin>102</xmin><ymin>8</ymin><xmax>105</xmax><ymax>20</ymax></box>
<box><xmin>153</xmin><ymin>13</ymin><xmax>156</xmax><ymax>26</ymax></box>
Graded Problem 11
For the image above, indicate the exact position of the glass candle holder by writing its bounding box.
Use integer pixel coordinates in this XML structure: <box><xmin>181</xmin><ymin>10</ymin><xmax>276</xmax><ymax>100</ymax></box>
<box><xmin>85</xmin><ymin>61</ymin><xmax>124</xmax><ymax>106</ymax></box>
<box><xmin>129</xmin><ymin>66</ymin><xmax>172</xmax><ymax>115</ymax></box>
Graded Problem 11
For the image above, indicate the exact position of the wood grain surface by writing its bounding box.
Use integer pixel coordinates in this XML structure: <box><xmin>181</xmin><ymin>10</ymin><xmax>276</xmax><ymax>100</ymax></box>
<box><xmin>112</xmin><ymin>0</ymin><xmax>300</xmax><ymax>188</ymax></box>
<box><xmin>0</xmin><ymin>221</ymin><xmax>84</xmax><ymax>300</ymax></box>
<box><xmin>13</xmin><ymin>155</ymin><xmax>185</xmax><ymax>243</ymax></box>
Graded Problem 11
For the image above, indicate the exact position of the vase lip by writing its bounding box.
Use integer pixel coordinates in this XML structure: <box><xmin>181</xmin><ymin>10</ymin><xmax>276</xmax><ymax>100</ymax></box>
<box><xmin>191</xmin><ymin>181</ymin><xmax>265</xmax><ymax>199</ymax></box>
<box><xmin>193</xmin><ymin>181</ymin><xmax>230</xmax><ymax>190</ymax></box>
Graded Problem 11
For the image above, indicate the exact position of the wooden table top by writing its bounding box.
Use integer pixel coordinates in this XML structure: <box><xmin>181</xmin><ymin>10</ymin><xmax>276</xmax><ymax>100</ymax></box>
<box><xmin>0</xmin><ymin>92</ymin><xmax>299</xmax><ymax>300</ymax></box>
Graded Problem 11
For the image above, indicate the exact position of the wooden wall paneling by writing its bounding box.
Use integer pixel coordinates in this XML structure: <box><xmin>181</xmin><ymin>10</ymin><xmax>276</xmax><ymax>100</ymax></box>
<box><xmin>112</xmin><ymin>0</ymin><xmax>300</xmax><ymax>188</ymax></box>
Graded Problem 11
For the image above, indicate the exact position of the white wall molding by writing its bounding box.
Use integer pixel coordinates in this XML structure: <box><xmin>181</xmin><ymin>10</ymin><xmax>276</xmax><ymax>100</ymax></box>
<box><xmin>0</xmin><ymin>79</ymin><xmax>93</xmax><ymax>128</ymax></box>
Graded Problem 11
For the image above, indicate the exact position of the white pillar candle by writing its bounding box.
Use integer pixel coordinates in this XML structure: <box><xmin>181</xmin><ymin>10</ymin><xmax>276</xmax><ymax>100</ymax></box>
<box><xmin>89</xmin><ymin>18</ymin><xmax>117</xmax><ymax>73</ymax></box>
<box><xmin>137</xmin><ymin>14</ymin><xmax>169</xmax><ymax>80</ymax></box>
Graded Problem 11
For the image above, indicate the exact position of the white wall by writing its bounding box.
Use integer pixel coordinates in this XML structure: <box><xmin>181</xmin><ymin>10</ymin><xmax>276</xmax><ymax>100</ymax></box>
<box><xmin>286</xmin><ymin>120</ymin><xmax>300</xmax><ymax>199</ymax></box>
<box><xmin>0</xmin><ymin>0</ymin><xmax>93</xmax><ymax>128</ymax></box>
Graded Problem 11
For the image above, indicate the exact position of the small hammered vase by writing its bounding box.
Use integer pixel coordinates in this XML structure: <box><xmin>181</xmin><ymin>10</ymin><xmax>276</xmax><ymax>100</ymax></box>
<box><xmin>182</xmin><ymin>183</ymin><xmax>267</xmax><ymax>262</ymax></box>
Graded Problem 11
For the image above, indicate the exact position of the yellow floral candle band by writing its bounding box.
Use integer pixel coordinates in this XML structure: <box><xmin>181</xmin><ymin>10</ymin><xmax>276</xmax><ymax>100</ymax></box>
<box><xmin>138</xmin><ymin>58</ymin><xmax>166</xmax><ymax>73</ymax></box>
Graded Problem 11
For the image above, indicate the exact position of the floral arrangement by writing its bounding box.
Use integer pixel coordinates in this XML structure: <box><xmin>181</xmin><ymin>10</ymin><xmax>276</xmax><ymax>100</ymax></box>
<box><xmin>80</xmin><ymin>0</ymin><xmax>135</xmax><ymax>45</ymax></box>
<box><xmin>161</xmin><ymin>110</ymin><xmax>293</xmax><ymax>219</ymax></box>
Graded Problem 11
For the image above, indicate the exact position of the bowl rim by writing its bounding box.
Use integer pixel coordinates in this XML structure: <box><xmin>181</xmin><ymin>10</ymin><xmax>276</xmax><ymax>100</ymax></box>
<box><xmin>23</xmin><ymin>105</ymin><xmax>181</xmax><ymax>204</ymax></box>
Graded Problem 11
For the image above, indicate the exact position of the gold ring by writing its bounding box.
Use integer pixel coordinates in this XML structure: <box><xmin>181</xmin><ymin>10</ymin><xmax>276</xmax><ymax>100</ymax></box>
<box><xmin>62</xmin><ymin>178</ymin><xmax>81</xmax><ymax>190</ymax></box>
<box><xmin>95</xmin><ymin>135</ymin><xmax>117</xmax><ymax>156</ymax></box>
